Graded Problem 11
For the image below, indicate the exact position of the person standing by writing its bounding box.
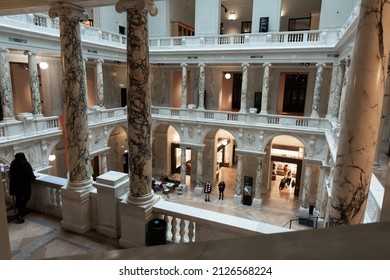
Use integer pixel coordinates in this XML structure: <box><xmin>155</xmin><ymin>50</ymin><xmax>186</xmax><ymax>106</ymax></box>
<box><xmin>204</xmin><ymin>181</ymin><xmax>212</xmax><ymax>202</ymax></box>
<box><xmin>218</xmin><ymin>181</ymin><xmax>225</xmax><ymax>200</ymax></box>
<box><xmin>9</xmin><ymin>153</ymin><xmax>36</xmax><ymax>223</ymax></box>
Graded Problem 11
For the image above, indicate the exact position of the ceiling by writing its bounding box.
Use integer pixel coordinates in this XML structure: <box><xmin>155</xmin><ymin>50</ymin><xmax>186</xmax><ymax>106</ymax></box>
<box><xmin>0</xmin><ymin>0</ymin><xmax>118</xmax><ymax>16</ymax></box>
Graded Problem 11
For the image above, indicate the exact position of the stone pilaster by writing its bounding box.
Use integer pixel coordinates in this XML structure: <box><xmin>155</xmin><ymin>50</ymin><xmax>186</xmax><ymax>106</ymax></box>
<box><xmin>198</xmin><ymin>63</ymin><xmax>205</xmax><ymax>110</ymax></box>
<box><xmin>311</xmin><ymin>62</ymin><xmax>326</xmax><ymax>118</ymax></box>
<box><xmin>0</xmin><ymin>48</ymin><xmax>15</xmax><ymax>120</ymax></box>
<box><xmin>260</xmin><ymin>62</ymin><xmax>271</xmax><ymax>115</ymax></box>
<box><xmin>330</xmin><ymin>0</ymin><xmax>390</xmax><ymax>225</ymax></box>
<box><xmin>24</xmin><ymin>51</ymin><xmax>42</xmax><ymax>117</ymax></box>
<box><xmin>240</xmin><ymin>63</ymin><xmax>249</xmax><ymax>113</ymax></box>
<box><xmin>49</xmin><ymin>2</ymin><xmax>94</xmax><ymax>233</ymax></box>
<box><xmin>116</xmin><ymin>0</ymin><xmax>159</xmax><ymax>247</ymax></box>
<box><xmin>181</xmin><ymin>63</ymin><xmax>187</xmax><ymax>108</ymax></box>
<box><xmin>97</xmin><ymin>59</ymin><xmax>105</xmax><ymax>107</ymax></box>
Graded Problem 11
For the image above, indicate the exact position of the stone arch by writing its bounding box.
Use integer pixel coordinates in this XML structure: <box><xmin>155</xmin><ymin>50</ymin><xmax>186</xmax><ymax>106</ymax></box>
<box><xmin>107</xmin><ymin>125</ymin><xmax>128</xmax><ymax>173</ymax></box>
<box><xmin>152</xmin><ymin>123</ymin><xmax>180</xmax><ymax>177</ymax></box>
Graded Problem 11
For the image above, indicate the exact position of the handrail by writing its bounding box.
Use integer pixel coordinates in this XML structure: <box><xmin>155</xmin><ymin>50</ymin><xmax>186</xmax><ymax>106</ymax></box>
<box><xmin>283</xmin><ymin>216</ymin><xmax>324</xmax><ymax>229</ymax></box>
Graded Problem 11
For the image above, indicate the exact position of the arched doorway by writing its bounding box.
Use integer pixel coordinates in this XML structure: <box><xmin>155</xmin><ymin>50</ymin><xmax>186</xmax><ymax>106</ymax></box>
<box><xmin>268</xmin><ymin>135</ymin><xmax>305</xmax><ymax>199</ymax></box>
<box><xmin>107</xmin><ymin>126</ymin><xmax>128</xmax><ymax>173</ymax></box>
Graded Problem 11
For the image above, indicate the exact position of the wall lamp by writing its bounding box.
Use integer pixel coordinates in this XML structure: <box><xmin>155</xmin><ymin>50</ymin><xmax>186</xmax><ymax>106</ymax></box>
<box><xmin>224</xmin><ymin>72</ymin><xmax>231</xmax><ymax>80</ymax></box>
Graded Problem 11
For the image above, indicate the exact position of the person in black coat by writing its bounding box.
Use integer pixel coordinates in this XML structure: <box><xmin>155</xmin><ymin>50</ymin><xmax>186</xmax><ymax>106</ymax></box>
<box><xmin>9</xmin><ymin>152</ymin><xmax>36</xmax><ymax>223</ymax></box>
<box><xmin>218</xmin><ymin>181</ymin><xmax>225</xmax><ymax>200</ymax></box>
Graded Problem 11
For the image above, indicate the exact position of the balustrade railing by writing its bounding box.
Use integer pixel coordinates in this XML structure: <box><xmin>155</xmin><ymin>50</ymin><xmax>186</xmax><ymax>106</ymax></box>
<box><xmin>152</xmin><ymin>200</ymin><xmax>291</xmax><ymax>244</ymax></box>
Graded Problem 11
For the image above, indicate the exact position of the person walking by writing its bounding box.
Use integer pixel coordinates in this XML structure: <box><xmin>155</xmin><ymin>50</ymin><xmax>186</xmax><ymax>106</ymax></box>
<box><xmin>218</xmin><ymin>181</ymin><xmax>225</xmax><ymax>200</ymax></box>
<box><xmin>204</xmin><ymin>181</ymin><xmax>212</xmax><ymax>202</ymax></box>
<box><xmin>9</xmin><ymin>152</ymin><xmax>36</xmax><ymax>223</ymax></box>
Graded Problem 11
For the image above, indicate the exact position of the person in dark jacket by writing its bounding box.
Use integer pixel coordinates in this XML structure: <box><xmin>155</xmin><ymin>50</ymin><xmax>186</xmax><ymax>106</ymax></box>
<box><xmin>9</xmin><ymin>152</ymin><xmax>36</xmax><ymax>223</ymax></box>
<box><xmin>218</xmin><ymin>181</ymin><xmax>225</xmax><ymax>200</ymax></box>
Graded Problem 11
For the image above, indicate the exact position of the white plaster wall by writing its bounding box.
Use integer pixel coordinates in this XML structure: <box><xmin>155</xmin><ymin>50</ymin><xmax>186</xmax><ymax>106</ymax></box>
<box><xmin>194</xmin><ymin>0</ymin><xmax>220</xmax><ymax>35</ymax></box>
<box><xmin>148</xmin><ymin>0</ymin><xmax>170</xmax><ymax>37</ymax></box>
<box><xmin>96</xmin><ymin>6</ymin><xmax>126</xmax><ymax>34</ymax></box>
<box><xmin>252</xmin><ymin>0</ymin><xmax>281</xmax><ymax>33</ymax></box>
<box><xmin>319</xmin><ymin>0</ymin><xmax>359</xmax><ymax>29</ymax></box>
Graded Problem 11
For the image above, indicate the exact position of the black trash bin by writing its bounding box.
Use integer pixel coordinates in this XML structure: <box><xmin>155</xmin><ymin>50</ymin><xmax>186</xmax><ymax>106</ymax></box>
<box><xmin>147</xmin><ymin>219</ymin><xmax>167</xmax><ymax>246</ymax></box>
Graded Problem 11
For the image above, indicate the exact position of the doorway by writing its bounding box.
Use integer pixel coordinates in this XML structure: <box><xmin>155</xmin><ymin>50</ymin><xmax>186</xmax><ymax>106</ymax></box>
<box><xmin>271</xmin><ymin>155</ymin><xmax>302</xmax><ymax>196</ymax></box>
<box><xmin>282</xmin><ymin>73</ymin><xmax>307</xmax><ymax>114</ymax></box>
<box><xmin>232</xmin><ymin>73</ymin><xmax>242</xmax><ymax>110</ymax></box>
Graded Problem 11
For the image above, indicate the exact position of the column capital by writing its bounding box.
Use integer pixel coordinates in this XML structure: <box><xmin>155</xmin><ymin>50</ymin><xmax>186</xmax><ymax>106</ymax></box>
<box><xmin>0</xmin><ymin>48</ymin><xmax>9</xmax><ymax>54</ymax></box>
<box><xmin>263</xmin><ymin>62</ymin><xmax>272</xmax><ymax>67</ymax></box>
<box><xmin>241</xmin><ymin>63</ymin><xmax>250</xmax><ymax>68</ymax></box>
<box><xmin>316</xmin><ymin>62</ymin><xmax>326</xmax><ymax>68</ymax></box>
<box><xmin>116</xmin><ymin>0</ymin><xmax>158</xmax><ymax>16</ymax></box>
<box><xmin>180</xmin><ymin>63</ymin><xmax>187</xmax><ymax>67</ymax></box>
<box><xmin>198</xmin><ymin>63</ymin><xmax>206</xmax><ymax>67</ymax></box>
<box><xmin>96</xmin><ymin>58</ymin><xmax>104</xmax><ymax>64</ymax></box>
<box><xmin>24</xmin><ymin>50</ymin><xmax>37</xmax><ymax>56</ymax></box>
<box><xmin>49</xmin><ymin>2</ymin><xmax>89</xmax><ymax>21</ymax></box>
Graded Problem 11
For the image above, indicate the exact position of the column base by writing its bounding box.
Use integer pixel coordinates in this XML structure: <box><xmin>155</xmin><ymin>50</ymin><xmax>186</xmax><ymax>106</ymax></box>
<box><xmin>252</xmin><ymin>198</ymin><xmax>262</xmax><ymax>208</ymax></box>
<box><xmin>119</xmin><ymin>194</ymin><xmax>161</xmax><ymax>248</ymax></box>
<box><xmin>61</xmin><ymin>184</ymin><xmax>95</xmax><ymax>234</ymax></box>
<box><xmin>233</xmin><ymin>194</ymin><xmax>242</xmax><ymax>204</ymax></box>
<box><xmin>194</xmin><ymin>186</ymin><xmax>203</xmax><ymax>196</ymax></box>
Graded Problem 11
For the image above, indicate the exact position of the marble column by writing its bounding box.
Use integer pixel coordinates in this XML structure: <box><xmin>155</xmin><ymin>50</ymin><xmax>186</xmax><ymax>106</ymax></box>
<box><xmin>240</xmin><ymin>63</ymin><xmax>249</xmax><ymax>113</ymax></box>
<box><xmin>181</xmin><ymin>63</ymin><xmax>187</xmax><ymax>108</ymax></box>
<box><xmin>310</xmin><ymin>63</ymin><xmax>325</xmax><ymax>118</ymax></box>
<box><xmin>194</xmin><ymin>147</ymin><xmax>204</xmax><ymax>195</ymax></box>
<box><xmin>326</xmin><ymin>63</ymin><xmax>339</xmax><ymax>118</ymax></box>
<box><xmin>49</xmin><ymin>2</ymin><xmax>93</xmax><ymax>233</ymax></box>
<box><xmin>101</xmin><ymin>153</ymin><xmax>108</xmax><ymax>174</ymax></box>
<box><xmin>83</xmin><ymin>57</ymin><xmax>88</xmax><ymax>104</ymax></box>
<box><xmin>116</xmin><ymin>0</ymin><xmax>157</xmax><ymax>206</ymax></box>
<box><xmin>96</xmin><ymin>59</ymin><xmax>105</xmax><ymax>107</ymax></box>
<box><xmin>253</xmin><ymin>157</ymin><xmax>263</xmax><ymax>208</ymax></box>
<box><xmin>329</xmin><ymin>62</ymin><xmax>345</xmax><ymax>119</ymax></box>
<box><xmin>180</xmin><ymin>146</ymin><xmax>186</xmax><ymax>186</ymax></box>
<box><xmin>234</xmin><ymin>153</ymin><xmax>244</xmax><ymax>203</ymax></box>
<box><xmin>301</xmin><ymin>163</ymin><xmax>312</xmax><ymax>208</ymax></box>
<box><xmin>338</xmin><ymin>56</ymin><xmax>351</xmax><ymax>123</ymax></box>
<box><xmin>24</xmin><ymin>51</ymin><xmax>42</xmax><ymax>117</ymax></box>
<box><xmin>330</xmin><ymin>0</ymin><xmax>390</xmax><ymax>226</ymax></box>
<box><xmin>116</xmin><ymin>0</ymin><xmax>159</xmax><ymax>247</ymax></box>
<box><xmin>198</xmin><ymin>63</ymin><xmax>205</xmax><ymax>110</ymax></box>
<box><xmin>0</xmin><ymin>49</ymin><xmax>15</xmax><ymax>120</ymax></box>
<box><xmin>260</xmin><ymin>62</ymin><xmax>271</xmax><ymax>115</ymax></box>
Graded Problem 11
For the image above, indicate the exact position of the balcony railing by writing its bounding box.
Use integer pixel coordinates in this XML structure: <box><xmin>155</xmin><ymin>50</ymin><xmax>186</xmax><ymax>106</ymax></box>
<box><xmin>0</xmin><ymin>13</ymin><xmax>341</xmax><ymax>54</ymax></box>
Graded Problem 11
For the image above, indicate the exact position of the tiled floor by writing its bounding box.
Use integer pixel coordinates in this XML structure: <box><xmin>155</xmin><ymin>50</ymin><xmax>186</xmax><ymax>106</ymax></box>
<box><xmin>7</xmin><ymin>166</ymin><xmax>313</xmax><ymax>260</ymax></box>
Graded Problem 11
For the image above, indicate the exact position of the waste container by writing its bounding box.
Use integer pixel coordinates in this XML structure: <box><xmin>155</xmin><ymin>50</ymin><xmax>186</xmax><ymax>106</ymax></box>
<box><xmin>147</xmin><ymin>218</ymin><xmax>167</xmax><ymax>246</ymax></box>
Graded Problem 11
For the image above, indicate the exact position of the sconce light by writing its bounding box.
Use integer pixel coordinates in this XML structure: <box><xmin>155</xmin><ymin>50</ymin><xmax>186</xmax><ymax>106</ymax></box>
<box><xmin>48</xmin><ymin>154</ymin><xmax>56</xmax><ymax>161</ymax></box>
<box><xmin>39</xmin><ymin>62</ymin><xmax>48</xmax><ymax>69</ymax></box>
<box><xmin>224</xmin><ymin>72</ymin><xmax>231</xmax><ymax>80</ymax></box>
<box><xmin>228</xmin><ymin>11</ymin><xmax>237</xmax><ymax>21</ymax></box>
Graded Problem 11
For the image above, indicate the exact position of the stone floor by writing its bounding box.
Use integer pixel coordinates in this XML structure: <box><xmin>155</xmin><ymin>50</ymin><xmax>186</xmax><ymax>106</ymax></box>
<box><xmin>7</xmin><ymin>166</ymin><xmax>315</xmax><ymax>260</ymax></box>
